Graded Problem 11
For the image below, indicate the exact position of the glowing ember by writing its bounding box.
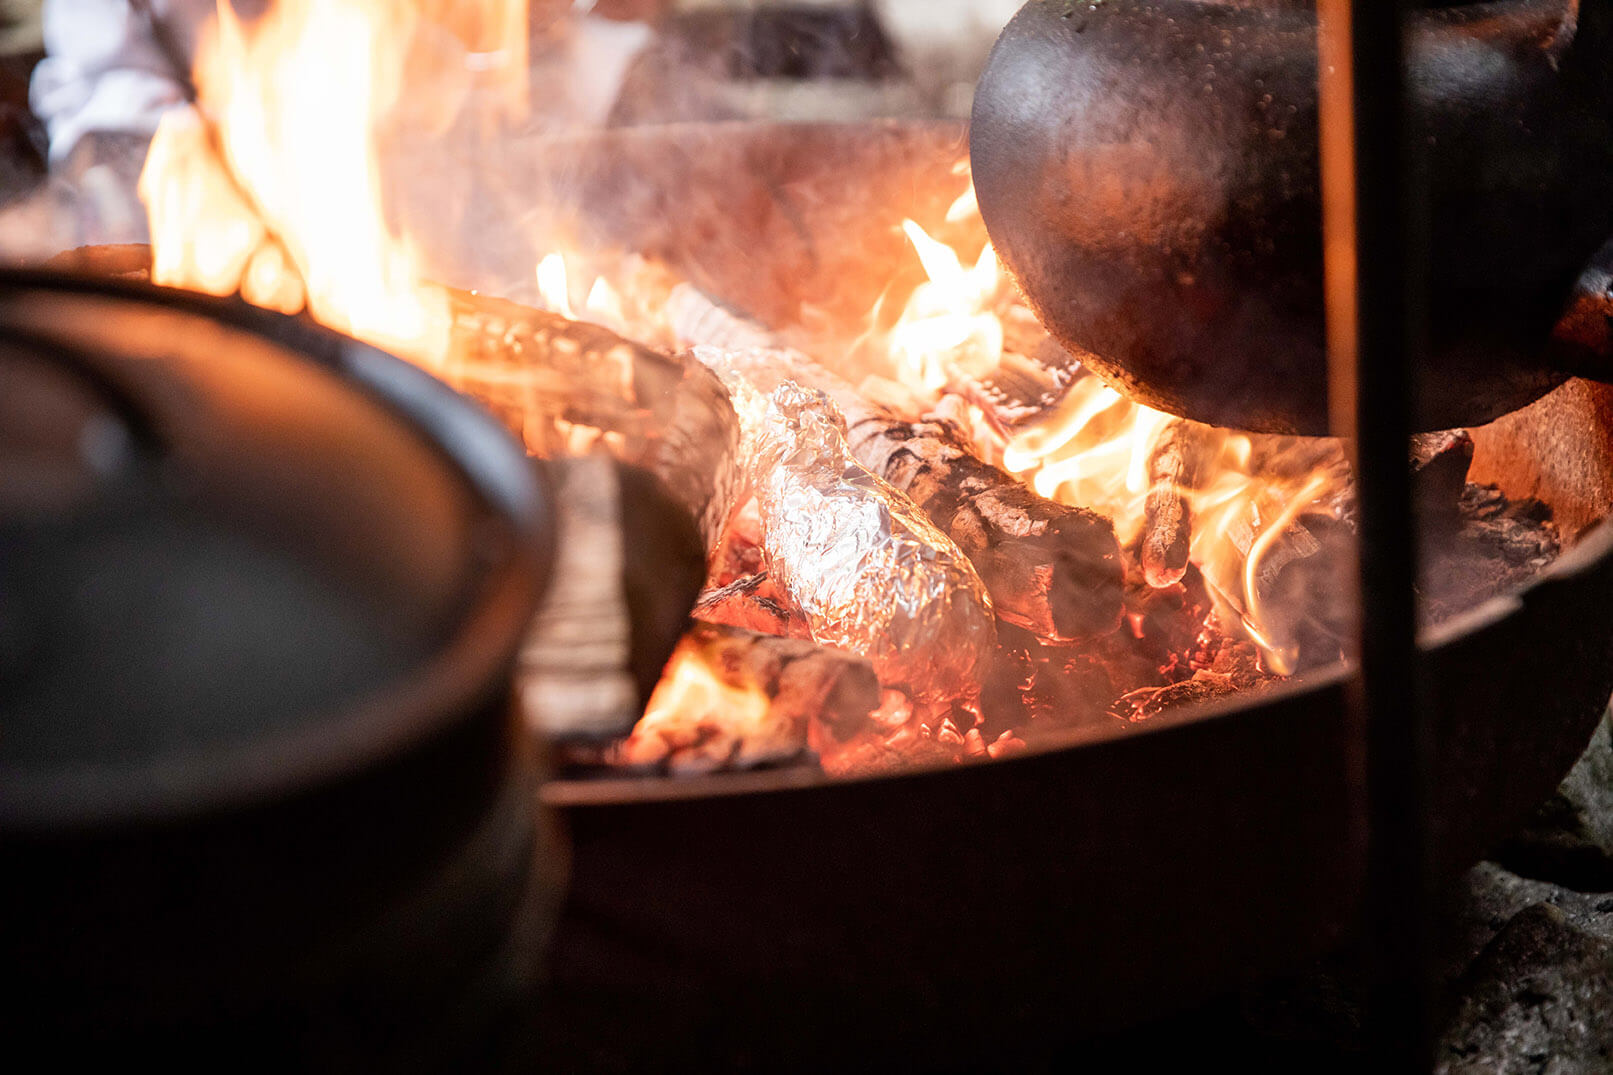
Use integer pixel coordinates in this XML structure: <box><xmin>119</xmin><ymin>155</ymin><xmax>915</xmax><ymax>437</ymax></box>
<box><xmin>616</xmin><ymin>643</ymin><xmax>784</xmax><ymax>774</ymax></box>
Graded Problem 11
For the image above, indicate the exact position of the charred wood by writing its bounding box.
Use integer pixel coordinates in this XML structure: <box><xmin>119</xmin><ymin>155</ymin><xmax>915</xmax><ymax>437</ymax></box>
<box><xmin>1140</xmin><ymin>419</ymin><xmax>1218</xmax><ymax>589</ymax></box>
<box><xmin>1410</xmin><ymin>429</ymin><xmax>1476</xmax><ymax>529</ymax></box>
<box><xmin>618</xmin><ymin>462</ymin><xmax>712</xmax><ymax>704</ymax></box>
<box><xmin>950</xmin><ymin>314</ymin><xmax>1090</xmax><ymax>435</ymax></box>
<box><xmin>1116</xmin><ymin>671</ymin><xmax>1241</xmax><ymax>722</ymax></box>
<box><xmin>445</xmin><ymin>288</ymin><xmax>742</xmax><ymax>552</ymax></box>
<box><xmin>1420</xmin><ymin>485</ymin><xmax>1560</xmax><ymax>624</ymax></box>
<box><xmin>848</xmin><ymin>416</ymin><xmax>1123</xmax><ymax>642</ymax></box>
<box><xmin>693</xmin><ymin>572</ymin><xmax>807</xmax><ymax>639</ymax></box>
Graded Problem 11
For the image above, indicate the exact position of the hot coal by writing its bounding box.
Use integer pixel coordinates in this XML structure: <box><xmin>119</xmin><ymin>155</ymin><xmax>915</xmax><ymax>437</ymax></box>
<box><xmin>571</xmin><ymin>467</ymin><xmax>1560</xmax><ymax>779</ymax></box>
<box><xmin>458</xmin><ymin>280</ymin><xmax>1562</xmax><ymax>781</ymax></box>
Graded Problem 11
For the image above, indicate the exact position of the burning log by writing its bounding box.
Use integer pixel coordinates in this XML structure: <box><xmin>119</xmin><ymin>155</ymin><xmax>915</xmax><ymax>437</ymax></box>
<box><xmin>451</xmin><ymin>289</ymin><xmax>993</xmax><ymax>698</ymax></box>
<box><xmin>1140</xmin><ymin>418</ymin><xmax>1218</xmax><ymax>589</ymax></box>
<box><xmin>716</xmin><ymin>375</ymin><xmax>996</xmax><ymax>700</ymax></box>
<box><xmin>610</xmin><ymin>622</ymin><xmax>882</xmax><ymax>775</ymax></box>
<box><xmin>445</xmin><ymin>288</ymin><xmax>742</xmax><ymax>552</ymax></box>
<box><xmin>692</xmin><ymin>624</ymin><xmax>882</xmax><ymax>745</ymax></box>
<box><xmin>851</xmin><ymin>417</ymin><xmax>1123</xmax><ymax>642</ymax></box>
<box><xmin>670</xmin><ymin>285</ymin><xmax>1124</xmax><ymax>644</ymax></box>
<box><xmin>519</xmin><ymin>456</ymin><xmax>706</xmax><ymax>742</ymax></box>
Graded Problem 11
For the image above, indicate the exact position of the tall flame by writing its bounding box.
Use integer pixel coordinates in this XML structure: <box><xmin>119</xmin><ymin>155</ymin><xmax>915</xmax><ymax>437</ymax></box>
<box><xmin>140</xmin><ymin>0</ymin><xmax>529</xmax><ymax>365</ymax></box>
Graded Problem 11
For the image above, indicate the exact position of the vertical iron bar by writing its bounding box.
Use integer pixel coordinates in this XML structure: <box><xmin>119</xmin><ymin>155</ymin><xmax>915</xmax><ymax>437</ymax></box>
<box><xmin>1316</xmin><ymin>0</ymin><xmax>1431</xmax><ymax>1067</ymax></box>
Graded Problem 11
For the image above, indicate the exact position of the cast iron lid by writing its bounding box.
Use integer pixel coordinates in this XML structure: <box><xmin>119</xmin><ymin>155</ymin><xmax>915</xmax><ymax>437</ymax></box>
<box><xmin>0</xmin><ymin>273</ymin><xmax>550</xmax><ymax>830</ymax></box>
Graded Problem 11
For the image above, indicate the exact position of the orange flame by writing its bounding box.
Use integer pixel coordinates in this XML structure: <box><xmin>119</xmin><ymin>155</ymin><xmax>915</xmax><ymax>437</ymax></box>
<box><xmin>140</xmin><ymin>0</ymin><xmax>529</xmax><ymax>367</ymax></box>
<box><xmin>888</xmin><ymin>220</ymin><xmax>1004</xmax><ymax>393</ymax></box>
<box><xmin>886</xmin><ymin>208</ymin><xmax>1345</xmax><ymax>671</ymax></box>
<box><xmin>616</xmin><ymin>642</ymin><xmax>785</xmax><ymax>773</ymax></box>
<box><xmin>536</xmin><ymin>253</ymin><xmax>576</xmax><ymax>320</ymax></box>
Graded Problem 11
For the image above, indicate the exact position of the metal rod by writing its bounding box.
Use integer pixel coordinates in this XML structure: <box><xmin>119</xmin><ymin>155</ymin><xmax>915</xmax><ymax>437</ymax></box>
<box><xmin>1316</xmin><ymin>0</ymin><xmax>1432</xmax><ymax>1067</ymax></box>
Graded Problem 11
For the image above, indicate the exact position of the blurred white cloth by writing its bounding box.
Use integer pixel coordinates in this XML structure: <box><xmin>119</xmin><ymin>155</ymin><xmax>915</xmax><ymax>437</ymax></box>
<box><xmin>560</xmin><ymin>14</ymin><xmax>650</xmax><ymax>128</ymax></box>
<box><xmin>29</xmin><ymin>1</ymin><xmax>654</xmax><ymax>163</ymax></box>
<box><xmin>30</xmin><ymin>0</ymin><xmax>210</xmax><ymax>162</ymax></box>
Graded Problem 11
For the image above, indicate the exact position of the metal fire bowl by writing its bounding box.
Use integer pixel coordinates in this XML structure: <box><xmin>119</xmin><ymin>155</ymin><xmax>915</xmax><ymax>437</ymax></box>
<box><xmin>408</xmin><ymin>121</ymin><xmax>1613</xmax><ymax>1066</ymax></box>
<box><xmin>64</xmin><ymin>121</ymin><xmax>1613</xmax><ymax>1065</ymax></box>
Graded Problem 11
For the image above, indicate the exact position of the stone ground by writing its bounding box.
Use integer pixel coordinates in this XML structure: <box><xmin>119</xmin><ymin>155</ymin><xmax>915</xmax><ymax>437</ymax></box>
<box><xmin>1439</xmin><ymin>718</ymin><xmax>1613</xmax><ymax>1072</ymax></box>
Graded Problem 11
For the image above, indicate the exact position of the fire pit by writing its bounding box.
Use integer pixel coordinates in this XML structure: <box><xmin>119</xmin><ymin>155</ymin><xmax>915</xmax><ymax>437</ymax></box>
<box><xmin>10</xmin><ymin>0</ymin><xmax>1613</xmax><ymax>1062</ymax></box>
<box><xmin>30</xmin><ymin>0</ymin><xmax>1613</xmax><ymax>1045</ymax></box>
<box><xmin>376</xmin><ymin>120</ymin><xmax>1613</xmax><ymax>1065</ymax></box>
<box><xmin>40</xmin><ymin>105</ymin><xmax>1613</xmax><ymax>1063</ymax></box>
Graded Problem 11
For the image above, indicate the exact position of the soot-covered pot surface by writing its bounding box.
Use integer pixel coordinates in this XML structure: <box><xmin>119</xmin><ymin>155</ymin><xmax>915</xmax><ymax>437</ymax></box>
<box><xmin>968</xmin><ymin>0</ymin><xmax>1613</xmax><ymax>434</ymax></box>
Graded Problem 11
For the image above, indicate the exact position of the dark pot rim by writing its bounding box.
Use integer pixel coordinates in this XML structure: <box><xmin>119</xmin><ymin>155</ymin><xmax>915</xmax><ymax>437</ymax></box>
<box><xmin>0</xmin><ymin>271</ymin><xmax>553</xmax><ymax>831</ymax></box>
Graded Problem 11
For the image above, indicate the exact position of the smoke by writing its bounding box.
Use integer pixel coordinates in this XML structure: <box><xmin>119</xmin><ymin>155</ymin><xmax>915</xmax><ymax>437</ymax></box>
<box><xmin>381</xmin><ymin>3</ymin><xmax>1015</xmax><ymax>304</ymax></box>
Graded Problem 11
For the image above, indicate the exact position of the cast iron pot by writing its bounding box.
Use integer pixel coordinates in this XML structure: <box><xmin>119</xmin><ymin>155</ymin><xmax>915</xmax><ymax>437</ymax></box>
<box><xmin>970</xmin><ymin>0</ymin><xmax>1613</xmax><ymax>433</ymax></box>
<box><xmin>0</xmin><ymin>273</ymin><xmax>559</xmax><ymax>1069</ymax></box>
<box><xmin>381</xmin><ymin>120</ymin><xmax>1613</xmax><ymax>1067</ymax></box>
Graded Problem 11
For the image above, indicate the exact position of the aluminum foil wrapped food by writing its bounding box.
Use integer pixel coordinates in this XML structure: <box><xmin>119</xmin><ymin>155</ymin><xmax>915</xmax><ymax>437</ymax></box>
<box><xmin>696</xmin><ymin>346</ymin><xmax>996</xmax><ymax>700</ymax></box>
